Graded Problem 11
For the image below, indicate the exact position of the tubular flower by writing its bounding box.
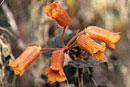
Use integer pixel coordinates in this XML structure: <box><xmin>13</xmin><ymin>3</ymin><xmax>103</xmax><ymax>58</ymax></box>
<box><xmin>77</xmin><ymin>35</ymin><xmax>106</xmax><ymax>60</ymax></box>
<box><xmin>45</xmin><ymin>49</ymin><xmax>66</xmax><ymax>82</ymax></box>
<box><xmin>45</xmin><ymin>1</ymin><xmax>70</xmax><ymax>27</ymax></box>
<box><xmin>84</xmin><ymin>26</ymin><xmax>121</xmax><ymax>48</ymax></box>
<box><xmin>9</xmin><ymin>46</ymin><xmax>41</xmax><ymax>75</ymax></box>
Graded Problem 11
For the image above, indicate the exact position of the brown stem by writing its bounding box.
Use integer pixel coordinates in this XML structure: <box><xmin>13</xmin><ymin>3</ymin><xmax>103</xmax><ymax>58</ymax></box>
<box><xmin>67</xmin><ymin>41</ymin><xmax>77</xmax><ymax>50</ymax></box>
<box><xmin>66</xmin><ymin>30</ymin><xmax>85</xmax><ymax>47</ymax></box>
<box><xmin>61</xmin><ymin>26</ymin><xmax>66</xmax><ymax>48</ymax></box>
<box><xmin>78</xmin><ymin>68</ymin><xmax>84</xmax><ymax>87</ymax></box>
<box><xmin>41</xmin><ymin>48</ymin><xmax>62</xmax><ymax>51</ymax></box>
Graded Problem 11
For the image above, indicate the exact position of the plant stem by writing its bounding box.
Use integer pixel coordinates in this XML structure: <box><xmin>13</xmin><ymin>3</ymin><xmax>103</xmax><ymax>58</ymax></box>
<box><xmin>67</xmin><ymin>41</ymin><xmax>77</xmax><ymax>50</ymax></box>
<box><xmin>41</xmin><ymin>48</ymin><xmax>62</xmax><ymax>51</ymax></box>
<box><xmin>87</xmin><ymin>68</ymin><xmax>98</xmax><ymax>87</ymax></box>
<box><xmin>78</xmin><ymin>68</ymin><xmax>84</xmax><ymax>87</ymax></box>
<box><xmin>66</xmin><ymin>30</ymin><xmax>85</xmax><ymax>47</ymax></box>
<box><xmin>61</xmin><ymin>26</ymin><xmax>66</xmax><ymax>48</ymax></box>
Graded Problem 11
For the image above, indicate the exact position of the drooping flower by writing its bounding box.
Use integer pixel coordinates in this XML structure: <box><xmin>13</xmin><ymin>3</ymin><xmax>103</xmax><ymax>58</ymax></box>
<box><xmin>76</xmin><ymin>35</ymin><xmax>106</xmax><ymax>60</ymax></box>
<box><xmin>45</xmin><ymin>1</ymin><xmax>70</xmax><ymax>27</ymax></box>
<box><xmin>9</xmin><ymin>46</ymin><xmax>41</xmax><ymax>75</ymax></box>
<box><xmin>84</xmin><ymin>26</ymin><xmax>121</xmax><ymax>48</ymax></box>
<box><xmin>45</xmin><ymin>49</ymin><xmax>66</xmax><ymax>82</ymax></box>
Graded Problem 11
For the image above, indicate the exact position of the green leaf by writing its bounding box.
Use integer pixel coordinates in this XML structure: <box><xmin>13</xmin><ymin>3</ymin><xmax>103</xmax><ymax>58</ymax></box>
<box><xmin>65</xmin><ymin>29</ymin><xmax>79</xmax><ymax>45</ymax></box>
<box><xmin>48</xmin><ymin>29</ymin><xmax>72</xmax><ymax>48</ymax></box>
<box><xmin>42</xmin><ymin>50</ymin><xmax>53</xmax><ymax>58</ymax></box>
<box><xmin>69</xmin><ymin>56</ymin><xmax>108</xmax><ymax>68</ymax></box>
<box><xmin>42</xmin><ymin>29</ymin><xmax>79</xmax><ymax>57</ymax></box>
<box><xmin>0</xmin><ymin>19</ymin><xmax>10</xmax><ymax>28</ymax></box>
<box><xmin>63</xmin><ymin>65</ymin><xmax>77</xmax><ymax>84</ymax></box>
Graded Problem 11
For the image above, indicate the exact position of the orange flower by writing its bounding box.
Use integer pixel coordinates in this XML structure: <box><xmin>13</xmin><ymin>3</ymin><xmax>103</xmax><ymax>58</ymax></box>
<box><xmin>9</xmin><ymin>46</ymin><xmax>41</xmax><ymax>75</ymax></box>
<box><xmin>84</xmin><ymin>26</ymin><xmax>121</xmax><ymax>48</ymax></box>
<box><xmin>45</xmin><ymin>49</ymin><xmax>66</xmax><ymax>82</ymax></box>
<box><xmin>45</xmin><ymin>1</ymin><xmax>70</xmax><ymax>27</ymax></box>
<box><xmin>76</xmin><ymin>35</ymin><xmax>106</xmax><ymax>60</ymax></box>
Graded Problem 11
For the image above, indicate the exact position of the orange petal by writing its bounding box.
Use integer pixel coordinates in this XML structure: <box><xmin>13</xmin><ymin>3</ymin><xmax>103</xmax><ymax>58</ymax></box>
<box><xmin>50</xmin><ymin>49</ymin><xmax>65</xmax><ymax>71</ymax></box>
<box><xmin>45</xmin><ymin>1</ymin><xmax>70</xmax><ymax>27</ymax></box>
<box><xmin>85</xmin><ymin>26</ymin><xmax>121</xmax><ymax>49</ymax></box>
<box><xmin>46</xmin><ymin>68</ymin><xmax>66</xmax><ymax>82</ymax></box>
<box><xmin>56</xmin><ymin>73</ymin><xmax>66</xmax><ymax>82</ymax></box>
<box><xmin>12</xmin><ymin>67</ymin><xmax>24</xmax><ymax>76</ymax></box>
<box><xmin>93</xmin><ymin>51</ymin><xmax>105</xmax><ymax>60</ymax></box>
<box><xmin>9</xmin><ymin>46</ymin><xmax>41</xmax><ymax>75</ymax></box>
<box><xmin>77</xmin><ymin>35</ymin><xmax>106</xmax><ymax>60</ymax></box>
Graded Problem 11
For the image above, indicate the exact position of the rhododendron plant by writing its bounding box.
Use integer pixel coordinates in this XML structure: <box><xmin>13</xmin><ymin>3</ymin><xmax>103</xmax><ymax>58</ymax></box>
<box><xmin>9</xmin><ymin>1</ymin><xmax>121</xmax><ymax>85</ymax></box>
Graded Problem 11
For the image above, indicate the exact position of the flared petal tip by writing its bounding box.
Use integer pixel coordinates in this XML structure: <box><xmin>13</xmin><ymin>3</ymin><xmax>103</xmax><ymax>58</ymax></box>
<box><xmin>108</xmin><ymin>43</ymin><xmax>116</xmax><ymax>49</ymax></box>
<box><xmin>101</xmin><ymin>42</ymin><xmax>106</xmax><ymax>52</ymax></box>
<box><xmin>108</xmin><ymin>33</ymin><xmax>121</xmax><ymax>49</ymax></box>
<box><xmin>112</xmin><ymin>32</ymin><xmax>121</xmax><ymax>43</ymax></box>
<box><xmin>9</xmin><ymin>59</ymin><xmax>24</xmax><ymax>76</ymax></box>
<box><xmin>9</xmin><ymin>59</ymin><xmax>17</xmax><ymax>67</ymax></box>
<box><xmin>44</xmin><ymin>1</ymin><xmax>70</xmax><ymax>27</ymax></box>
<box><xmin>9</xmin><ymin>59</ymin><xmax>25</xmax><ymax>75</ymax></box>
<box><xmin>46</xmin><ymin>68</ymin><xmax>66</xmax><ymax>82</ymax></box>
<box><xmin>44</xmin><ymin>1</ymin><xmax>61</xmax><ymax>19</ymax></box>
<box><xmin>94</xmin><ymin>52</ymin><xmax>105</xmax><ymax>60</ymax></box>
<box><xmin>12</xmin><ymin>67</ymin><xmax>25</xmax><ymax>76</ymax></box>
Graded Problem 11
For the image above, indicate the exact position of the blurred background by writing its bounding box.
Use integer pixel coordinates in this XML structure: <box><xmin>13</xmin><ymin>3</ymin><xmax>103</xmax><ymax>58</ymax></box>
<box><xmin>0</xmin><ymin>0</ymin><xmax>130</xmax><ymax>87</ymax></box>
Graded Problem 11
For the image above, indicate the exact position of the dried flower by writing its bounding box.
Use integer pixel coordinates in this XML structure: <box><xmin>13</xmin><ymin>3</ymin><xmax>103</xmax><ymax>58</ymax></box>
<box><xmin>85</xmin><ymin>26</ymin><xmax>121</xmax><ymax>48</ymax></box>
<box><xmin>77</xmin><ymin>35</ymin><xmax>106</xmax><ymax>60</ymax></box>
<box><xmin>46</xmin><ymin>49</ymin><xmax>66</xmax><ymax>82</ymax></box>
<box><xmin>9</xmin><ymin>46</ymin><xmax>41</xmax><ymax>75</ymax></box>
<box><xmin>45</xmin><ymin>1</ymin><xmax>70</xmax><ymax>27</ymax></box>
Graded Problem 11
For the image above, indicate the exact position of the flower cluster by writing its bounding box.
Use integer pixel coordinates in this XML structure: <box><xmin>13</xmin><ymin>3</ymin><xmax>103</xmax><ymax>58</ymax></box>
<box><xmin>8</xmin><ymin>1</ymin><xmax>121</xmax><ymax>83</ymax></box>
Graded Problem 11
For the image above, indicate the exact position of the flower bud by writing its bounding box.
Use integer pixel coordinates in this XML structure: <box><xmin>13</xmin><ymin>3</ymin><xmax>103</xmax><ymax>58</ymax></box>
<box><xmin>45</xmin><ymin>1</ymin><xmax>70</xmax><ymax>27</ymax></box>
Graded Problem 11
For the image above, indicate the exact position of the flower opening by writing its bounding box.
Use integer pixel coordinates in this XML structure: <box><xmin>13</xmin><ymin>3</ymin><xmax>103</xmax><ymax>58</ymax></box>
<box><xmin>9</xmin><ymin>46</ymin><xmax>41</xmax><ymax>75</ymax></box>
<box><xmin>84</xmin><ymin>26</ymin><xmax>121</xmax><ymax>48</ymax></box>
<box><xmin>45</xmin><ymin>49</ymin><xmax>66</xmax><ymax>82</ymax></box>
<box><xmin>77</xmin><ymin>35</ymin><xmax>106</xmax><ymax>60</ymax></box>
<box><xmin>45</xmin><ymin>1</ymin><xmax>70</xmax><ymax>27</ymax></box>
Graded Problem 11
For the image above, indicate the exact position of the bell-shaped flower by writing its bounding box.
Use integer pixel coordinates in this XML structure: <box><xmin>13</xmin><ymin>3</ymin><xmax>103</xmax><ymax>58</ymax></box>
<box><xmin>9</xmin><ymin>46</ymin><xmax>41</xmax><ymax>75</ymax></box>
<box><xmin>45</xmin><ymin>1</ymin><xmax>70</xmax><ymax>27</ymax></box>
<box><xmin>45</xmin><ymin>49</ymin><xmax>66</xmax><ymax>82</ymax></box>
<box><xmin>85</xmin><ymin>26</ymin><xmax>121</xmax><ymax>48</ymax></box>
<box><xmin>77</xmin><ymin>35</ymin><xmax>106</xmax><ymax>60</ymax></box>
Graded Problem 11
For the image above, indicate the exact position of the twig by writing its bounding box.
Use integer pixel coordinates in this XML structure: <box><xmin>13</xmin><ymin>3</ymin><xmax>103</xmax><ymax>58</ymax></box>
<box><xmin>0</xmin><ymin>27</ymin><xmax>17</xmax><ymax>40</ymax></box>
<box><xmin>0</xmin><ymin>0</ymin><xmax>4</xmax><ymax>6</ymax></box>
<box><xmin>66</xmin><ymin>76</ymin><xmax>70</xmax><ymax>87</ymax></box>
<box><xmin>0</xmin><ymin>48</ymin><xmax>5</xmax><ymax>87</ymax></box>
<box><xmin>41</xmin><ymin>48</ymin><xmax>62</xmax><ymax>51</ymax></box>
<box><xmin>87</xmin><ymin>68</ymin><xmax>98</xmax><ymax>87</ymax></box>
<box><xmin>67</xmin><ymin>41</ymin><xmax>77</xmax><ymax>50</ymax></box>
<box><xmin>11</xmin><ymin>75</ymin><xmax>16</xmax><ymax>87</ymax></box>
<box><xmin>1</xmin><ymin>2</ymin><xmax>20</xmax><ymax>36</ymax></box>
<box><xmin>61</xmin><ymin>26</ymin><xmax>66</xmax><ymax>48</ymax></box>
<box><xmin>78</xmin><ymin>68</ymin><xmax>84</xmax><ymax>87</ymax></box>
<box><xmin>66</xmin><ymin>30</ymin><xmax>84</xmax><ymax>47</ymax></box>
<box><xmin>1</xmin><ymin>2</ymin><xmax>26</xmax><ymax>49</ymax></box>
